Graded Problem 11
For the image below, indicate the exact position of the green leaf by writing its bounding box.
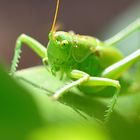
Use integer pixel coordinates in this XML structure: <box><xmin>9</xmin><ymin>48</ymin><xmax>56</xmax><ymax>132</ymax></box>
<box><xmin>0</xmin><ymin>65</ymin><xmax>95</xmax><ymax>140</ymax></box>
<box><xmin>16</xmin><ymin>66</ymin><xmax>109</xmax><ymax>121</ymax></box>
<box><xmin>1</xmin><ymin>64</ymin><xmax>111</xmax><ymax>140</ymax></box>
<box><xmin>16</xmin><ymin>65</ymin><xmax>140</xmax><ymax>140</ymax></box>
<box><xmin>1</xmin><ymin>64</ymin><xmax>140</xmax><ymax>140</ymax></box>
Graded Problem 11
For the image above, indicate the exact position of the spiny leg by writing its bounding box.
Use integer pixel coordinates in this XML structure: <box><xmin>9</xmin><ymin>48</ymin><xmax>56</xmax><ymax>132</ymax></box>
<box><xmin>100</xmin><ymin>49</ymin><xmax>140</xmax><ymax>123</ymax></box>
<box><xmin>103</xmin><ymin>89</ymin><xmax>120</xmax><ymax>124</ymax></box>
<box><xmin>105</xmin><ymin>18</ymin><xmax>140</xmax><ymax>46</ymax></box>
<box><xmin>10</xmin><ymin>34</ymin><xmax>47</xmax><ymax>75</ymax></box>
<box><xmin>70</xmin><ymin>70</ymin><xmax>120</xmax><ymax>123</ymax></box>
<box><xmin>103</xmin><ymin>19</ymin><xmax>140</xmax><ymax>120</ymax></box>
<box><xmin>52</xmin><ymin>70</ymin><xmax>90</xmax><ymax>100</ymax></box>
<box><xmin>53</xmin><ymin>69</ymin><xmax>120</xmax><ymax>123</ymax></box>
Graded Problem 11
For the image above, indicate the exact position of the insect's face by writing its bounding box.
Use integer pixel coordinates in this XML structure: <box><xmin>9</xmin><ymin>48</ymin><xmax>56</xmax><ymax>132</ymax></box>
<box><xmin>47</xmin><ymin>31</ymin><xmax>73</xmax><ymax>74</ymax></box>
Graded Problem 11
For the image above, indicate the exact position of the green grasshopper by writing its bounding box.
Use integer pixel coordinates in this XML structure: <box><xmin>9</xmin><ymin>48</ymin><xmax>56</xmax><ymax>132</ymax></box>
<box><xmin>10</xmin><ymin>0</ymin><xmax>140</xmax><ymax>123</ymax></box>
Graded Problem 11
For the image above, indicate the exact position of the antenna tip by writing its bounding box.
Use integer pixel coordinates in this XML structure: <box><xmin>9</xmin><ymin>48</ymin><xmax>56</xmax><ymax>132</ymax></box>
<box><xmin>51</xmin><ymin>0</ymin><xmax>60</xmax><ymax>33</ymax></box>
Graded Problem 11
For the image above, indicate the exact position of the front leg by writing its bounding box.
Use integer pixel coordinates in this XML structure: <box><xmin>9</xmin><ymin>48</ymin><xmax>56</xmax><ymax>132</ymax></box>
<box><xmin>52</xmin><ymin>70</ymin><xmax>90</xmax><ymax>100</ymax></box>
<box><xmin>10</xmin><ymin>34</ymin><xmax>47</xmax><ymax>75</ymax></box>
<box><xmin>52</xmin><ymin>70</ymin><xmax>120</xmax><ymax>123</ymax></box>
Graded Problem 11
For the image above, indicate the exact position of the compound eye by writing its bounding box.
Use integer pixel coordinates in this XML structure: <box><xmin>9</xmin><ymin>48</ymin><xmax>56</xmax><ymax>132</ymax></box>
<box><xmin>61</xmin><ymin>40</ymin><xmax>69</xmax><ymax>48</ymax></box>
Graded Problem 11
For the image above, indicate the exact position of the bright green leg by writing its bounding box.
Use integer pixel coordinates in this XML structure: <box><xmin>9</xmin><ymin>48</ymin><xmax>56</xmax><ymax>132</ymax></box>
<box><xmin>105</xmin><ymin>19</ymin><xmax>140</xmax><ymax>46</ymax></box>
<box><xmin>102</xmin><ymin>19</ymin><xmax>140</xmax><ymax>122</ymax></box>
<box><xmin>100</xmin><ymin>49</ymin><xmax>140</xmax><ymax>122</ymax></box>
<box><xmin>101</xmin><ymin>49</ymin><xmax>140</xmax><ymax>79</ymax></box>
<box><xmin>52</xmin><ymin>70</ymin><xmax>90</xmax><ymax>100</ymax></box>
<box><xmin>70</xmin><ymin>70</ymin><xmax>120</xmax><ymax>123</ymax></box>
<box><xmin>10</xmin><ymin>34</ymin><xmax>47</xmax><ymax>75</ymax></box>
<box><xmin>103</xmin><ymin>19</ymin><xmax>140</xmax><ymax>78</ymax></box>
<box><xmin>52</xmin><ymin>70</ymin><xmax>120</xmax><ymax>123</ymax></box>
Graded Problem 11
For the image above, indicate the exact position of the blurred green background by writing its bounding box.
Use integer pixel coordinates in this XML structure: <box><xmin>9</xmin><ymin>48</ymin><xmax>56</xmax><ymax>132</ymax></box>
<box><xmin>0</xmin><ymin>0</ymin><xmax>140</xmax><ymax>140</ymax></box>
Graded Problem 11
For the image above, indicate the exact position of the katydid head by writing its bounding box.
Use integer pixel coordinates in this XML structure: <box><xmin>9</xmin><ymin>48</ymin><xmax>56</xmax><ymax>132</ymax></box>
<box><xmin>47</xmin><ymin>31</ymin><xmax>73</xmax><ymax>74</ymax></box>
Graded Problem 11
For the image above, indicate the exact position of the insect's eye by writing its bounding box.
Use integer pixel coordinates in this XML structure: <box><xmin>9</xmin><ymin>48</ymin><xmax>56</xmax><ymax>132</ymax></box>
<box><xmin>61</xmin><ymin>40</ymin><xmax>69</xmax><ymax>48</ymax></box>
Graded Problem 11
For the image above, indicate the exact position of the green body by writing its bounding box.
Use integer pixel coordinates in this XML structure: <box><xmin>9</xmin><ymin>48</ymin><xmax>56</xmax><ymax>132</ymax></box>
<box><xmin>47</xmin><ymin>31</ymin><xmax>123</xmax><ymax>76</ymax></box>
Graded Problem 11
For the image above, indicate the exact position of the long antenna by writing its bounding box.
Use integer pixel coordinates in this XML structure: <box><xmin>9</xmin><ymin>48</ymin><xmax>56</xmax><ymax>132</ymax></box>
<box><xmin>51</xmin><ymin>0</ymin><xmax>60</xmax><ymax>33</ymax></box>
